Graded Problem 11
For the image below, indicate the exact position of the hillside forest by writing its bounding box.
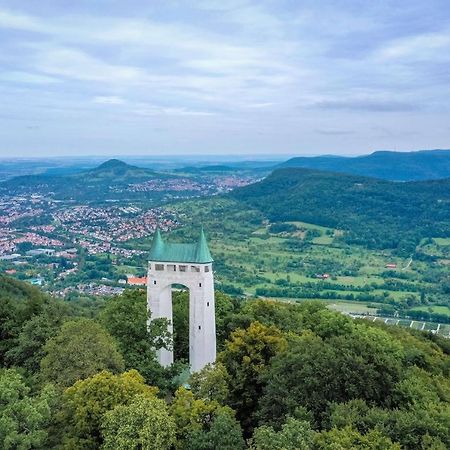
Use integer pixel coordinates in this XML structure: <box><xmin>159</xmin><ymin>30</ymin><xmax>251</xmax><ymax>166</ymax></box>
<box><xmin>1</xmin><ymin>274</ymin><xmax>450</xmax><ymax>450</ymax></box>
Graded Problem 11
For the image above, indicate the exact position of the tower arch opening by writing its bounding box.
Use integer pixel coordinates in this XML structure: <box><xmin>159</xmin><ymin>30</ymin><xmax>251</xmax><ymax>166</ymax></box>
<box><xmin>147</xmin><ymin>228</ymin><xmax>216</xmax><ymax>373</ymax></box>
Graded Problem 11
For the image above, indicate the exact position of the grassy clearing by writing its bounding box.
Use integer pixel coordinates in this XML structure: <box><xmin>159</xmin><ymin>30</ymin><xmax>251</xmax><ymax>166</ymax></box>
<box><xmin>327</xmin><ymin>301</ymin><xmax>379</xmax><ymax>314</ymax></box>
<box><xmin>433</xmin><ymin>237</ymin><xmax>450</xmax><ymax>246</ymax></box>
<box><xmin>287</xmin><ymin>221</ymin><xmax>334</xmax><ymax>233</ymax></box>
<box><xmin>312</xmin><ymin>236</ymin><xmax>334</xmax><ymax>245</ymax></box>
<box><xmin>411</xmin><ymin>305</ymin><xmax>450</xmax><ymax>316</ymax></box>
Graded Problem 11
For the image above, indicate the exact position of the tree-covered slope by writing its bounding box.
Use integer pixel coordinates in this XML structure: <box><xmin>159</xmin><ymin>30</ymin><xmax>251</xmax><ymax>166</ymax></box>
<box><xmin>76</xmin><ymin>159</ymin><xmax>168</xmax><ymax>182</ymax></box>
<box><xmin>0</xmin><ymin>273</ymin><xmax>49</xmax><ymax>303</ymax></box>
<box><xmin>230</xmin><ymin>168</ymin><xmax>450</xmax><ymax>252</ymax></box>
<box><xmin>1</xmin><ymin>275</ymin><xmax>450</xmax><ymax>449</ymax></box>
<box><xmin>279</xmin><ymin>149</ymin><xmax>450</xmax><ymax>181</ymax></box>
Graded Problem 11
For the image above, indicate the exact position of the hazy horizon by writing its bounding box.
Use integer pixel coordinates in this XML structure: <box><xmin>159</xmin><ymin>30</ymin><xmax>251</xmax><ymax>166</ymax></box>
<box><xmin>1</xmin><ymin>1</ymin><xmax>449</xmax><ymax>157</ymax></box>
<box><xmin>1</xmin><ymin>148</ymin><xmax>450</xmax><ymax>163</ymax></box>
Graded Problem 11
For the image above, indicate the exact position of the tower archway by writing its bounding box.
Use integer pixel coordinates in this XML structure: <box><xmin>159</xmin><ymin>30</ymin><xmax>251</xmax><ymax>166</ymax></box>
<box><xmin>147</xmin><ymin>229</ymin><xmax>216</xmax><ymax>373</ymax></box>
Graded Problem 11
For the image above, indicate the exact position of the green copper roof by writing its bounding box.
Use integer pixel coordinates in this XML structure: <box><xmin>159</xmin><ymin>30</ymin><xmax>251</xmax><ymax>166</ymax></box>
<box><xmin>149</xmin><ymin>228</ymin><xmax>213</xmax><ymax>264</ymax></box>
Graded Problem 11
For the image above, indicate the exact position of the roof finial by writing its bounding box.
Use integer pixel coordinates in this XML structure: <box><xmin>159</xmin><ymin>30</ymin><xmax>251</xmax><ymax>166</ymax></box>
<box><xmin>196</xmin><ymin>227</ymin><xmax>213</xmax><ymax>263</ymax></box>
<box><xmin>149</xmin><ymin>226</ymin><xmax>165</xmax><ymax>259</ymax></box>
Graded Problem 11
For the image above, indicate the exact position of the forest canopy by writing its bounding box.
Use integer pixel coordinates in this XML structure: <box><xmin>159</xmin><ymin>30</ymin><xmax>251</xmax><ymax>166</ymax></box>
<box><xmin>1</xmin><ymin>275</ymin><xmax>449</xmax><ymax>449</ymax></box>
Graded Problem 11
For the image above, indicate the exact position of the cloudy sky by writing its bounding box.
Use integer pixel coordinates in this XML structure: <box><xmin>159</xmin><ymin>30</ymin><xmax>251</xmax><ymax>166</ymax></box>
<box><xmin>0</xmin><ymin>0</ymin><xmax>449</xmax><ymax>157</ymax></box>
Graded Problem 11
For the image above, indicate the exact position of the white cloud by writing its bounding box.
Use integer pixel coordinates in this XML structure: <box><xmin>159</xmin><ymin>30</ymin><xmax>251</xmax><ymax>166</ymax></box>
<box><xmin>93</xmin><ymin>96</ymin><xmax>125</xmax><ymax>105</ymax></box>
<box><xmin>34</xmin><ymin>47</ymin><xmax>145</xmax><ymax>83</ymax></box>
<box><xmin>0</xmin><ymin>8</ymin><xmax>41</xmax><ymax>31</ymax></box>
<box><xmin>132</xmin><ymin>104</ymin><xmax>215</xmax><ymax>117</ymax></box>
<box><xmin>0</xmin><ymin>71</ymin><xmax>60</xmax><ymax>84</ymax></box>
<box><xmin>376</xmin><ymin>30</ymin><xmax>450</xmax><ymax>62</ymax></box>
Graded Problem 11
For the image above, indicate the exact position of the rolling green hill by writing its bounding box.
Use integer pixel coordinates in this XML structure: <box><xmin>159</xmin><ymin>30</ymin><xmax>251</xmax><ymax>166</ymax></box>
<box><xmin>279</xmin><ymin>149</ymin><xmax>450</xmax><ymax>181</ymax></box>
<box><xmin>230</xmin><ymin>168</ymin><xmax>450</xmax><ymax>253</ymax></box>
<box><xmin>77</xmin><ymin>159</ymin><xmax>166</xmax><ymax>182</ymax></box>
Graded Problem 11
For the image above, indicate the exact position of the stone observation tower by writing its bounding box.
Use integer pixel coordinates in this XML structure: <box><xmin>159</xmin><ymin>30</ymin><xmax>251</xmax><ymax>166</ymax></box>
<box><xmin>147</xmin><ymin>228</ymin><xmax>216</xmax><ymax>373</ymax></box>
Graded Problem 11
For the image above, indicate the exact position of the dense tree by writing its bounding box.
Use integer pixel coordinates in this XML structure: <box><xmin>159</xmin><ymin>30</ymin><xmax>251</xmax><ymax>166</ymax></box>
<box><xmin>189</xmin><ymin>362</ymin><xmax>230</xmax><ymax>403</ymax></box>
<box><xmin>59</xmin><ymin>370</ymin><xmax>158</xmax><ymax>449</ymax></box>
<box><xmin>101</xmin><ymin>394</ymin><xmax>176</xmax><ymax>450</ymax></box>
<box><xmin>257</xmin><ymin>331</ymin><xmax>335</xmax><ymax>426</ymax></box>
<box><xmin>0</xmin><ymin>368</ymin><xmax>55</xmax><ymax>450</ymax></box>
<box><xmin>1</xmin><ymin>271</ymin><xmax>449</xmax><ymax>449</ymax></box>
<box><xmin>170</xmin><ymin>387</ymin><xmax>244</xmax><ymax>449</ymax></box>
<box><xmin>392</xmin><ymin>367</ymin><xmax>450</xmax><ymax>407</ymax></box>
<box><xmin>185</xmin><ymin>410</ymin><xmax>245</xmax><ymax>450</ymax></box>
<box><xmin>6</xmin><ymin>301</ymin><xmax>70</xmax><ymax>374</ymax></box>
<box><xmin>301</xmin><ymin>303</ymin><xmax>355</xmax><ymax>339</ymax></box>
<box><xmin>0</xmin><ymin>275</ymin><xmax>48</xmax><ymax>366</ymax></box>
<box><xmin>314</xmin><ymin>426</ymin><xmax>401</xmax><ymax>450</ymax></box>
<box><xmin>258</xmin><ymin>325</ymin><xmax>404</xmax><ymax>426</ymax></box>
<box><xmin>0</xmin><ymin>297</ymin><xmax>20</xmax><ymax>367</ymax></box>
<box><xmin>219</xmin><ymin>321</ymin><xmax>287</xmax><ymax>433</ymax></box>
<box><xmin>214</xmin><ymin>291</ymin><xmax>240</xmax><ymax>348</ymax></box>
<box><xmin>40</xmin><ymin>318</ymin><xmax>124</xmax><ymax>387</ymax></box>
<box><xmin>225</xmin><ymin>299</ymin><xmax>304</xmax><ymax>334</ymax></box>
<box><xmin>249</xmin><ymin>418</ymin><xmax>314</xmax><ymax>450</ymax></box>
<box><xmin>327</xmin><ymin>397</ymin><xmax>450</xmax><ymax>450</ymax></box>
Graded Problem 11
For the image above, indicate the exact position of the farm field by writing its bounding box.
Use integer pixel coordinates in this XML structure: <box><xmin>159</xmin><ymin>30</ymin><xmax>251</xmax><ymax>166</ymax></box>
<box><xmin>411</xmin><ymin>305</ymin><xmax>450</xmax><ymax>316</ymax></box>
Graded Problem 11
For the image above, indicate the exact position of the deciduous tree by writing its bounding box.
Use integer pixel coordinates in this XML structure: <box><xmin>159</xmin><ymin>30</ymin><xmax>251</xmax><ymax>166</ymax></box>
<box><xmin>40</xmin><ymin>318</ymin><xmax>124</xmax><ymax>387</ymax></box>
<box><xmin>60</xmin><ymin>369</ymin><xmax>158</xmax><ymax>449</ymax></box>
<box><xmin>0</xmin><ymin>368</ymin><xmax>55</xmax><ymax>450</ymax></box>
<box><xmin>249</xmin><ymin>417</ymin><xmax>314</xmax><ymax>450</ymax></box>
<box><xmin>101</xmin><ymin>394</ymin><xmax>175</xmax><ymax>450</ymax></box>
<box><xmin>189</xmin><ymin>362</ymin><xmax>230</xmax><ymax>403</ymax></box>
<box><xmin>314</xmin><ymin>426</ymin><xmax>401</xmax><ymax>450</ymax></box>
<box><xmin>170</xmin><ymin>387</ymin><xmax>244</xmax><ymax>450</ymax></box>
<box><xmin>219</xmin><ymin>321</ymin><xmax>287</xmax><ymax>433</ymax></box>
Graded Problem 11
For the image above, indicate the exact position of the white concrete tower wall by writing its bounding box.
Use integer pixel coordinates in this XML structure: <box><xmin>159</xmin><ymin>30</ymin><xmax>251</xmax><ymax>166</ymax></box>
<box><xmin>147</xmin><ymin>261</ymin><xmax>216</xmax><ymax>372</ymax></box>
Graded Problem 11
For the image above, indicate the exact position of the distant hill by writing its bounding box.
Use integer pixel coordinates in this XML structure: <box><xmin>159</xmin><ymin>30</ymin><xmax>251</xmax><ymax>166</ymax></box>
<box><xmin>1</xmin><ymin>159</ymin><xmax>172</xmax><ymax>201</ymax></box>
<box><xmin>230</xmin><ymin>168</ymin><xmax>450</xmax><ymax>253</ymax></box>
<box><xmin>278</xmin><ymin>149</ymin><xmax>450</xmax><ymax>181</ymax></box>
<box><xmin>80</xmin><ymin>159</ymin><xmax>165</xmax><ymax>181</ymax></box>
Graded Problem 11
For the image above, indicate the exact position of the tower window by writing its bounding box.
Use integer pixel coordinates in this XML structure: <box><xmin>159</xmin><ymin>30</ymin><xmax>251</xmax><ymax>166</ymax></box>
<box><xmin>155</xmin><ymin>264</ymin><xmax>164</xmax><ymax>271</ymax></box>
<box><xmin>207</xmin><ymin>302</ymin><xmax>210</xmax><ymax>307</ymax></box>
<box><xmin>204</xmin><ymin>266</ymin><xmax>210</xmax><ymax>272</ymax></box>
<box><xmin>198</xmin><ymin>325</ymin><xmax>201</xmax><ymax>330</ymax></box>
<box><xmin>199</xmin><ymin>282</ymin><xmax>202</xmax><ymax>287</ymax></box>
<box><xmin>153</xmin><ymin>280</ymin><xmax>156</xmax><ymax>285</ymax></box>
